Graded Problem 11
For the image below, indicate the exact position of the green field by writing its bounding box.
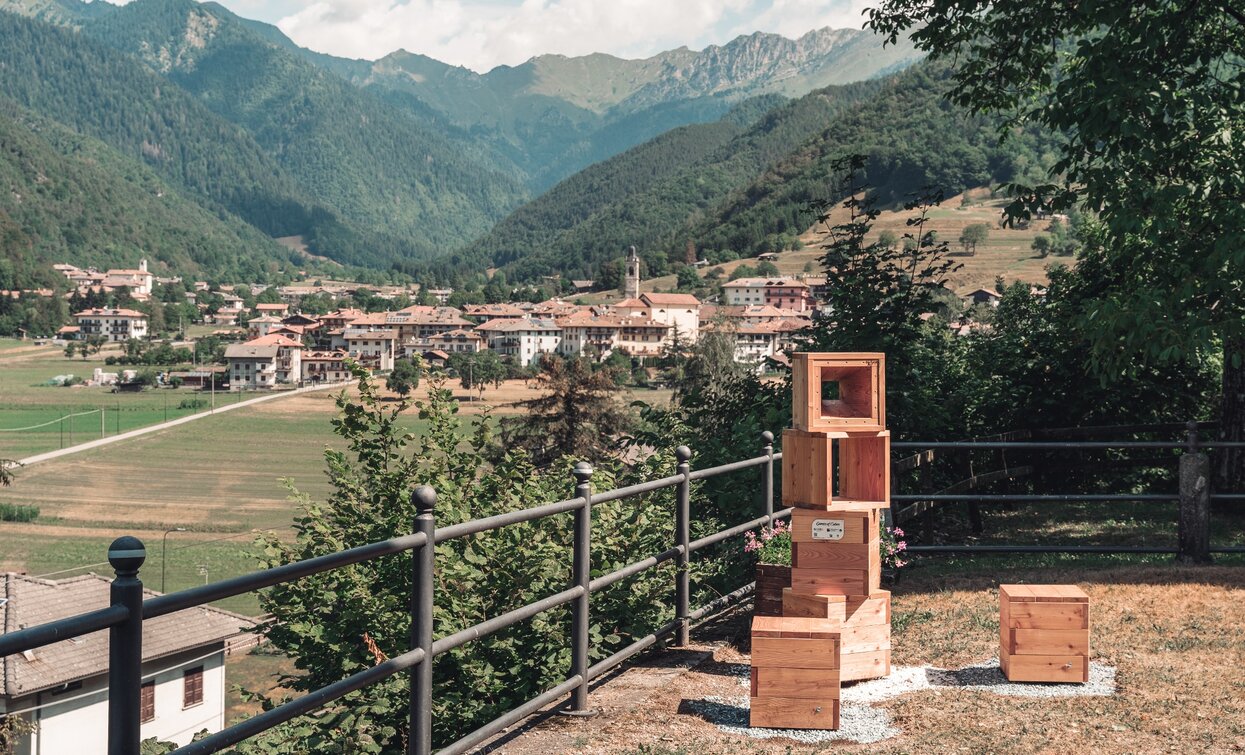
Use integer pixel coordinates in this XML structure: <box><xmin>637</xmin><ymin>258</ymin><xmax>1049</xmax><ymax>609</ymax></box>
<box><xmin>0</xmin><ymin>338</ymin><xmax>236</xmax><ymax>458</ymax></box>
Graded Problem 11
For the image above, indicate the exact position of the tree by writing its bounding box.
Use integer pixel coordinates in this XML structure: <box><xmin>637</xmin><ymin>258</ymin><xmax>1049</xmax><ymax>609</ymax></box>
<box><xmin>755</xmin><ymin>260</ymin><xmax>781</xmax><ymax>276</ymax></box>
<box><xmin>869</xmin><ymin>0</ymin><xmax>1245</xmax><ymax>489</ymax></box>
<box><xmin>675</xmin><ymin>266</ymin><xmax>701</xmax><ymax>291</ymax></box>
<box><xmin>1031</xmin><ymin>235</ymin><xmax>1051</xmax><ymax>259</ymax></box>
<box><xmin>385</xmin><ymin>356</ymin><xmax>422</xmax><ymax>396</ymax></box>
<box><xmin>959</xmin><ymin>223</ymin><xmax>989</xmax><ymax>255</ymax></box>
<box><xmin>877</xmin><ymin>229</ymin><xmax>899</xmax><ymax>250</ymax></box>
<box><xmin>501</xmin><ymin>355</ymin><xmax>632</xmax><ymax>466</ymax></box>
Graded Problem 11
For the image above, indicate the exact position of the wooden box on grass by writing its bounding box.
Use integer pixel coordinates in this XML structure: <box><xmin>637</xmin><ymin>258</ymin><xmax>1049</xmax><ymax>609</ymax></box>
<box><xmin>750</xmin><ymin>616</ymin><xmax>841</xmax><ymax>730</ymax></box>
<box><xmin>791</xmin><ymin>352</ymin><xmax>885</xmax><ymax>432</ymax></box>
<box><xmin>999</xmin><ymin>584</ymin><xmax>1090</xmax><ymax>683</ymax></box>
<box><xmin>781</xmin><ymin>590</ymin><xmax>892</xmax><ymax>683</ymax></box>
<box><xmin>781</xmin><ymin>430</ymin><xmax>890</xmax><ymax>510</ymax></box>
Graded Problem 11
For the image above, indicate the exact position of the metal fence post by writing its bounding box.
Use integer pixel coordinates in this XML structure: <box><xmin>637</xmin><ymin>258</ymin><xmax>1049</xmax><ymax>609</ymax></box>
<box><xmin>410</xmin><ymin>485</ymin><xmax>436</xmax><ymax>755</ymax></box>
<box><xmin>761</xmin><ymin>431</ymin><xmax>774</xmax><ymax>520</ymax></box>
<box><xmin>1177</xmin><ymin>422</ymin><xmax>1213</xmax><ymax>564</ymax></box>
<box><xmin>675</xmin><ymin>446</ymin><xmax>692</xmax><ymax>647</ymax></box>
<box><xmin>570</xmin><ymin>462</ymin><xmax>593</xmax><ymax>712</ymax></box>
<box><xmin>107</xmin><ymin>536</ymin><xmax>145</xmax><ymax>755</ymax></box>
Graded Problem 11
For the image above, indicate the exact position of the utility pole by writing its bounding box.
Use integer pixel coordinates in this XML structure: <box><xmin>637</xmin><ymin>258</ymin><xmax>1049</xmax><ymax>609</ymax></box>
<box><xmin>101</xmin><ymin>407</ymin><xmax>105</xmax><ymax>440</ymax></box>
<box><xmin>59</xmin><ymin>414</ymin><xmax>64</xmax><ymax>449</ymax></box>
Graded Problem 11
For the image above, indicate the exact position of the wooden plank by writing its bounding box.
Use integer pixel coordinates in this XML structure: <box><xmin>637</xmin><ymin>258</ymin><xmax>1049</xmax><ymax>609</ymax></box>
<box><xmin>838</xmin><ymin>433</ymin><xmax>890</xmax><ymax>504</ymax></box>
<box><xmin>1003</xmin><ymin>584</ymin><xmax>1088</xmax><ymax>603</ymax></box>
<box><xmin>751</xmin><ymin>637</ymin><xmax>840</xmax><ymax>669</ymax></box>
<box><xmin>1001</xmin><ymin>652</ymin><xmax>1089</xmax><ymax>683</ymax></box>
<box><xmin>752</xmin><ymin>615</ymin><xmax>842</xmax><ymax>639</ymax></box>
<box><xmin>749</xmin><ymin>697</ymin><xmax>839</xmax><ymax>730</ymax></box>
<box><xmin>844</xmin><ymin>591</ymin><xmax>891</xmax><ymax>627</ymax></box>
<box><xmin>1000</xmin><ymin>584</ymin><xmax>1036</xmax><ymax>602</ymax></box>
<box><xmin>789</xmin><ymin>508</ymin><xmax>876</xmax><ymax>544</ymax></box>
<box><xmin>782</xmin><ymin>589</ymin><xmax>847</xmax><ymax>620</ymax></box>
<box><xmin>1011</xmin><ymin>629</ymin><xmax>1090</xmax><ymax>656</ymax></box>
<box><xmin>1007</xmin><ymin>602</ymin><xmax>1089</xmax><ymax>630</ymax></box>
<box><xmin>782</xmin><ymin>429</ymin><xmax>833</xmax><ymax>508</ymax></box>
<box><xmin>750</xmin><ymin>667</ymin><xmax>841</xmax><ymax>699</ymax></box>
<box><xmin>790</xmin><ymin>568</ymin><xmax>868</xmax><ymax>597</ymax></box>
<box><xmin>840</xmin><ymin>649</ymin><xmax>890</xmax><ymax>682</ymax></box>
<box><xmin>793</xmin><ymin>540</ymin><xmax>878</xmax><ymax>570</ymax></box>
<box><xmin>840</xmin><ymin>623</ymin><xmax>891</xmax><ymax>654</ymax></box>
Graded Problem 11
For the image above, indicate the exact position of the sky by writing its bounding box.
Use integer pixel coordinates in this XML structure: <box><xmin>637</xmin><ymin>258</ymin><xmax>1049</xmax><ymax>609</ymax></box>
<box><xmin>142</xmin><ymin>0</ymin><xmax>878</xmax><ymax>72</ymax></box>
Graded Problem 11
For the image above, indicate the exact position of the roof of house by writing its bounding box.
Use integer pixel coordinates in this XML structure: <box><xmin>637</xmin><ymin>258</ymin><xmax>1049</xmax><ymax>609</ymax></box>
<box><xmin>641</xmin><ymin>293</ymin><xmax>700</xmax><ymax>307</ymax></box>
<box><xmin>344</xmin><ymin>327</ymin><xmax>398</xmax><ymax>339</ymax></box>
<box><xmin>967</xmin><ymin>288</ymin><xmax>1002</xmax><ymax>298</ymax></box>
<box><xmin>254</xmin><ymin>303</ymin><xmax>289</xmax><ymax>311</ymax></box>
<box><xmin>612</xmin><ymin>298</ymin><xmax>647</xmax><ymax>309</ymax></box>
<box><xmin>1</xmin><ymin>573</ymin><xmax>249</xmax><ymax>697</ymax></box>
<box><xmin>73</xmin><ymin>308</ymin><xmax>147</xmax><ymax>319</ymax></box>
<box><xmin>474</xmin><ymin>317</ymin><xmax>561</xmax><ymax>333</ymax></box>
<box><xmin>224</xmin><ymin>344</ymin><xmax>280</xmax><ymax>359</ymax></box>
<box><xmin>723</xmin><ymin>277</ymin><xmax>810</xmax><ymax>289</ymax></box>
<box><xmin>245</xmin><ymin>334</ymin><xmax>302</xmax><ymax>348</ymax></box>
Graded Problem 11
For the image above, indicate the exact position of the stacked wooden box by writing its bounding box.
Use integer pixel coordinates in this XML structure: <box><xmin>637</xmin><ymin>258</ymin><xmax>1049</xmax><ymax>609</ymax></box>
<box><xmin>749</xmin><ymin>616</ymin><xmax>842</xmax><ymax>729</ymax></box>
<box><xmin>999</xmin><ymin>584</ymin><xmax>1090</xmax><ymax>683</ymax></box>
<box><xmin>750</xmin><ymin>353</ymin><xmax>893</xmax><ymax>730</ymax></box>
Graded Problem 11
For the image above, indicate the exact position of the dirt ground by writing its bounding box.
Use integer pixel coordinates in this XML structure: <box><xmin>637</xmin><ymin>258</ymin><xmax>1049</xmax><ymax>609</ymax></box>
<box><xmin>469</xmin><ymin>563</ymin><xmax>1245</xmax><ymax>755</ymax></box>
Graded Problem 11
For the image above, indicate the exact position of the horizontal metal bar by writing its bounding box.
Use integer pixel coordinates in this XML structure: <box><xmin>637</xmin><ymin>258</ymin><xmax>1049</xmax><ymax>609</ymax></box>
<box><xmin>687</xmin><ymin>580</ymin><xmax>756</xmax><ymax>623</ymax></box>
<box><xmin>1201</xmin><ymin>442</ymin><xmax>1245</xmax><ymax>448</ymax></box>
<box><xmin>145</xmin><ymin>532</ymin><xmax>428</xmax><ymax>618</ymax></box>
<box><xmin>437</xmin><ymin>676</ymin><xmax>584</xmax><ymax>755</ymax></box>
<box><xmin>891</xmin><ymin>494</ymin><xmax>1177</xmax><ymax>503</ymax></box>
<box><xmin>590</xmin><ymin>474</ymin><xmax>683</xmax><ymax>503</ymax></box>
<box><xmin>689</xmin><ymin>513</ymin><xmax>773</xmax><ymax>553</ymax></box>
<box><xmin>0</xmin><ymin>604</ymin><xmax>128</xmax><ymax>657</ymax></box>
<box><xmin>586</xmin><ymin>618</ymin><xmax>681</xmax><ymax>682</ymax></box>
<box><xmin>590</xmin><ymin>546</ymin><xmax>683</xmax><ymax>592</ymax></box>
<box><xmin>909</xmin><ymin>545</ymin><xmax>1245</xmax><ymax>554</ymax></box>
<box><xmin>688</xmin><ymin>455</ymin><xmax>768</xmax><ymax>480</ymax></box>
<box><xmin>1211</xmin><ymin>494</ymin><xmax>1245</xmax><ymax>500</ymax></box>
<box><xmin>435</xmin><ymin>497</ymin><xmax>584</xmax><ymax>543</ymax></box>
<box><xmin>176</xmin><ymin>647</ymin><xmax>426</xmax><ymax>755</ymax></box>
<box><xmin>891</xmin><ymin>441</ymin><xmax>1182</xmax><ymax>449</ymax></box>
<box><xmin>433</xmin><ymin>585</ymin><xmax>584</xmax><ymax>656</ymax></box>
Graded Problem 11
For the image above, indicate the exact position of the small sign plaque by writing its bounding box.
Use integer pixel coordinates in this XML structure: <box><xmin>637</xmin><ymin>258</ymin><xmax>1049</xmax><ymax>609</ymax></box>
<box><xmin>811</xmin><ymin>519</ymin><xmax>845</xmax><ymax>541</ymax></box>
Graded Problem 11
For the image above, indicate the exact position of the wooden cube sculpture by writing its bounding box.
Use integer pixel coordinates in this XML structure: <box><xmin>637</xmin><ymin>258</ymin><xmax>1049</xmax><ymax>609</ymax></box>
<box><xmin>781</xmin><ymin>430</ymin><xmax>890</xmax><ymax>510</ymax></box>
<box><xmin>791</xmin><ymin>352</ymin><xmax>885</xmax><ymax>432</ymax></box>
<box><xmin>750</xmin><ymin>616</ymin><xmax>842</xmax><ymax>730</ymax></box>
<box><xmin>999</xmin><ymin>585</ymin><xmax>1090</xmax><ymax>683</ymax></box>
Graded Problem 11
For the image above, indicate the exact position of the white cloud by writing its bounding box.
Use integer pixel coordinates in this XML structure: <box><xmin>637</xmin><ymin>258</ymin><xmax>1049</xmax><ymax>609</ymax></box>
<box><xmin>258</xmin><ymin>0</ymin><xmax>872</xmax><ymax>72</ymax></box>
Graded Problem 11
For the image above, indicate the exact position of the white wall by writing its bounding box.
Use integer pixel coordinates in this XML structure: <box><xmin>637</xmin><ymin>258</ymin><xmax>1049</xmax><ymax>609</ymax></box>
<box><xmin>13</xmin><ymin>645</ymin><xmax>226</xmax><ymax>754</ymax></box>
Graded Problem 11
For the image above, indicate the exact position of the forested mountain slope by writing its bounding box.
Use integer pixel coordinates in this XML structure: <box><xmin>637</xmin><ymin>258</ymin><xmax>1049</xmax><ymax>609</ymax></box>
<box><xmin>86</xmin><ymin>0</ymin><xmax>530</xmax><ymax>261</ymax></box>
<box><xmin>460</xmin><ymin>62</ymin><xmax>1060</xmax><ymax>282</ymax></box>
<box><xmin>0</xmin><ymin>98</ymin><xmax>298</xmax><ymax>288</ymax></box>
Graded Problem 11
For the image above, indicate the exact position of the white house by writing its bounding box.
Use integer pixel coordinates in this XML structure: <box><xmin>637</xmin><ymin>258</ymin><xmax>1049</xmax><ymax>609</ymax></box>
<box><xmin>100</xmin><ymin>260</ymin><xmax>154</xmax><ymax>298</ymax></box>
<box><xmin>224</xmin><ymin>343</ymin><xmax>279</xmax><ymax>389</ymax></box>
<box><xmin>475</xmin><ymin>318</ymin><xmax>561</xmax><ymax>366</ymax></box>
<box><xmin>722</xmin><ymin>277</ymin><xmax>769</xmax><ymax>306</ymax></box>
<box><xmin>341</xmin><ymin>326</ymin><xmax>397</xmax><ymax>372</ymax></box>
<box><xmin>72</xmin><ymin>308</ymin><xmax>149</xmax><ymax>342</ymax></box>
<box><xmin>1</xmin><ymin>573</ymin><xmax>248</xmax><ymax>753</ymax></box>
<box><xmin>638</xmin><ymin>293</ymin><xmax>700</xmax><ymax>344</ymax></box>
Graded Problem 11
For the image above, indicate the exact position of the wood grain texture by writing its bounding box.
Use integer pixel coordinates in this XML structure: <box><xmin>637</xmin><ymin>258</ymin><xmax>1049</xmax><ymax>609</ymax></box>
<box><xmin>793</xmin><ymin>540</ymin><xmax>878</xmax><ymax>570</ymax></box>
<box><xmin>752</xmin><ymin>616</ymin><xmax>843</xmax><ymax>639</ymax></box>
<box><xmin>838</xmin><ymin>433</ymin><xmax>890</xmax><ymax>505</ymax></box>
<box><xmin>751</xmin><ymin>637</ymin><xmax>841</xmax><ymax>669</ymax></box>
<box><xmin>782</xmin><ymin>589</ymin><xmax>847</xmax><ymax>620</ymax></box>
<box><xmin>789</xmin><ymin>508</ymin><xmax>878</xmax><ymax>543</ymax></box>
<box><xmin>844</xmin><ymin>590</ymin><xmax>891</xmax><ymax>627</ymax></box>
<box><xmin>750</xmin><ymin>697</ymin><xmax>840</xmax><ymax>730</ymax></box>
<box><xmin>790</xmin><ymin>568</ymin><xmax>870</xmax><ymax>596</ymax></box>
<box><xmin>790</xmin><ymin>352</ymin><xmax>885</xmax><ymax>433</ymax></box>
<box><xmin>1010</xmin><ymin>628</ymin><xmax>1090</xmax><ymax>655</ymax></box>
<box><xmin>1000</xmin><ymin>652</ymin><xmax>1089</xmax><ymax>683</ymax></box>
<box><xmin>839</xmin><ymin>622</ymin><xmax>891</xmax><ymax>654</ymax></box>
<box><xmin>840</xmin><ymin>649</ymin><xmax>891</xmax><ymax>682</ymax></box>
<box><xmin>1006</xmin><ymin>601</ymin><xmax>1089</xmax><ymax>630</ymax></box>
<box><xmin>750</xmin><ymin>667</ymin><xmax>841</xmax><ymax>698</ymax></box>
<box><xmin>1000</xmin><ymin>584</ymin><xmax>1089</xmax><ymax>603</ymax></box>
<box><xmin>781</xmin><ymin>429</ymin><xmax>833</xmax><ymax>508</ymax></box>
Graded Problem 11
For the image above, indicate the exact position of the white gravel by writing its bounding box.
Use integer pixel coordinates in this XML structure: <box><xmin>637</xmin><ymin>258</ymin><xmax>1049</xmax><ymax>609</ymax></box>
<box><xmin>685</xmin><ymin>659</ymin><xmax>1117</xmax><ymax>743</ymax></box>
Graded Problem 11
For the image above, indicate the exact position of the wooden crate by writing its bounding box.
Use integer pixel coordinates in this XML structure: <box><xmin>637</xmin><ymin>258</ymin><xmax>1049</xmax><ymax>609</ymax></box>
<box><xmin>844</xmin><ymin>590</ymin><xmax>892</xmax><ymax>628</ymax></box>
<box><xmin>750</xmin><ymin>616</ymin><xmax>842</xmax><ymax>730</ymax></box>
<box><xmin>789</xmin><ymin>508</ymin><xmax>878</xmax><ymax>544</ymax></box>
<box><xmin>781</xmin><ymin>430</ymin><xmax>890</xmax><ymax>510</ymax></box>
<box><xmin>754</xmin><ymin>564</ymin><xmax>791</xmax><ymax>617</ymax></box>
<box><xmin>791</xmin><ymin>352</ymin><xmax>885</xmax><ymax>432</ymax></box>
<box><xmin>999</xmin><ymin>584</ymin><xmax>1090</xmax><ymax>683</ymax></box>
<box><xmin>840</xmin><ymin>648</ymin><xmax>891</xmax><ymax>682</ymax></box>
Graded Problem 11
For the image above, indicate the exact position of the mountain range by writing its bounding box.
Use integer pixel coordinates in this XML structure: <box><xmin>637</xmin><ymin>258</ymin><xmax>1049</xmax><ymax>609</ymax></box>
<box><xmin>0</xmin><ymin>0</ymin><xmax>930</xmax><ymax>287</ymax></box>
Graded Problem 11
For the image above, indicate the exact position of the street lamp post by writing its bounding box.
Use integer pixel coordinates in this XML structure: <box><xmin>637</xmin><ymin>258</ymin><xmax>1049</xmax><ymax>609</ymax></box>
<box><xmin>161</xmin><ymin>527</ymin><xmax>186</xmax><ymax>592</ymax></box>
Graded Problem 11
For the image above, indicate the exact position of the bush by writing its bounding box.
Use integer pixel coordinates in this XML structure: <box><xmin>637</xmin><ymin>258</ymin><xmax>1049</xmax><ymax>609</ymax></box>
<box><xmin>177</xmin><ymin>398</ymin><xmax>208</xmax><ymax>411</ymax></box>
<box><xmin>0</xmin><ymin>503</ymin><xmax>39</xmax><ymax>522</ymax></box>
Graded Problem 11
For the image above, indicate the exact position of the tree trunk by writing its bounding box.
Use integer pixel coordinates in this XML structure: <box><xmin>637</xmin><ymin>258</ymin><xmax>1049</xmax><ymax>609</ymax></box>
<box><xmin>1219</xmin><ymin>337</ymin><xmax>1245</xmax><ymax>495</ymax></box>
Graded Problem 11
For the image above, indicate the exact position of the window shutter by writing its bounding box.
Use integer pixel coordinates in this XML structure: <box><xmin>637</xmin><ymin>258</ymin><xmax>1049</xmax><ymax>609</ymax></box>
<box><xmin>140</xmin><ymin>681</ymin><xmax>156</xmax><ymax>723</ymax></box>
<box><xmin>184</xmin><ymin>666</ymin><xmax>205</xmax><ymax>707</ymax></box>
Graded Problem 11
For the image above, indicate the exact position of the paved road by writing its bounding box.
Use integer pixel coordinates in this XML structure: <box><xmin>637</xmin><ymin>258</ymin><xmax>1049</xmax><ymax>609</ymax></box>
<box><xmin>15</xmin><ymin>381</ymin><xmax>348</xmax><ymax>468</ymax></box>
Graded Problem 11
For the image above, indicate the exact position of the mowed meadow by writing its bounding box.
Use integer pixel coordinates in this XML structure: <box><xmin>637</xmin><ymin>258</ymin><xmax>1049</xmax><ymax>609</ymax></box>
<box><xmin>0</xmin><ymin>339</ymin><xmax>672</xmax><ymax>612</ymax></box>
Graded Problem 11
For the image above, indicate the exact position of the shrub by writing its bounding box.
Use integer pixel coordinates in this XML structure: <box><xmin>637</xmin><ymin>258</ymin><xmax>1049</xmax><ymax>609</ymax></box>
<box><xmin>0</xmin><ymin>503</ymin><xmax>39</xmax><ymax>522</ymax></box>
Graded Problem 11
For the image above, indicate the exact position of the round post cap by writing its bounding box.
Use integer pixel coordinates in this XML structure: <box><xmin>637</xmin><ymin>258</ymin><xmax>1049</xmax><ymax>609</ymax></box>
<box><xmin>412</xmin><ymin>485</ymin><xmax>437</xmax><ymax>514</ymax></box>
<box><xmin>108</xmin><ymin>536</ymin><xmax>146</xmax><ymax>575</ymax></box>
<box><xmin>675</xmin><ymin>445</ymin><xmax>692</xmax><ymax>463</ymax></box>
<box><xmin>573</xmin><ymin>461</ymin><xmax>594</xmax><ymax>481</ymax></box>
<box><xmin>760</xmin><ymin>430</ymin><xmax>774</xmax><ymax>445</ymax></box>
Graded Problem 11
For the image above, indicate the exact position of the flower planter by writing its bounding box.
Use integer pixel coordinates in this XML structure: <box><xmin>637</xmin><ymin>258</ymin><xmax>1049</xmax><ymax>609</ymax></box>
<box><xmin>754</xmin><ymin>563</ymin><xmax>792</xmax><ymax>617</ymax></box>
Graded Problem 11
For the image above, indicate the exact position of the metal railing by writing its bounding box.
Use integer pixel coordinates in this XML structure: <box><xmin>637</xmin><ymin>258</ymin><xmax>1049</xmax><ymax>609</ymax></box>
<box><xmin>0</xmin><ymin>434</ymin><xmax>789</xmax><ymax>755</ymax></box>
<box><xmin>892</xmin><ymin>422</ymin><xmax>1245</xmax><ymax>561</ymax></box>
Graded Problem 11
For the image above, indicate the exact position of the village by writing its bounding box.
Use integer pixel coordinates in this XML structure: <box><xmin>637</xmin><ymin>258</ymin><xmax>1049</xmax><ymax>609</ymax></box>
<box><xmin>39</xmin><ymin>249</ymin><xmax>1011</xmax><ymax>391</ymax></box>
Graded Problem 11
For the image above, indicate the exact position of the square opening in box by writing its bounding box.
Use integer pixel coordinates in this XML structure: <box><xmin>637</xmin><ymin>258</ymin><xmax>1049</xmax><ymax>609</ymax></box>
<box><xmin>819</xmin><ymin>365</ymin><xmax>874</xmax><ymax>420</ymax></box>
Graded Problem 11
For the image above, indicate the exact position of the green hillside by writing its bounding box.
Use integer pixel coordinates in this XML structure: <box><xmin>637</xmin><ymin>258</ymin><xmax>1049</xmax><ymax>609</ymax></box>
<box><xmin>0</xmin><ymin>11</ymin><xmax>364</xmax><ymax>262</ymax></box>
<box><xmin>87</xmin><ymin>0</ymin><xmax>529</xmax><ymax>261</ymax></box>
<box><xmin>457</xmin><ymin>62</ymin><xmax>1060</xmax><ymax>283</ymax></box>
<box><xmin>0</xmin><ymin>98</ymin><xmax>299</xmax><ymax>287</ymax></box>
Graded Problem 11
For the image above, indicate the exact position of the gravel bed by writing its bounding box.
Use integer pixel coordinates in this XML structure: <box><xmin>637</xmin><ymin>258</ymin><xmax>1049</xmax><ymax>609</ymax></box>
<box><xmin>685</xmin><ymin>659</ymin><xmax>1116</xmax><ymax>743</ymax></box>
